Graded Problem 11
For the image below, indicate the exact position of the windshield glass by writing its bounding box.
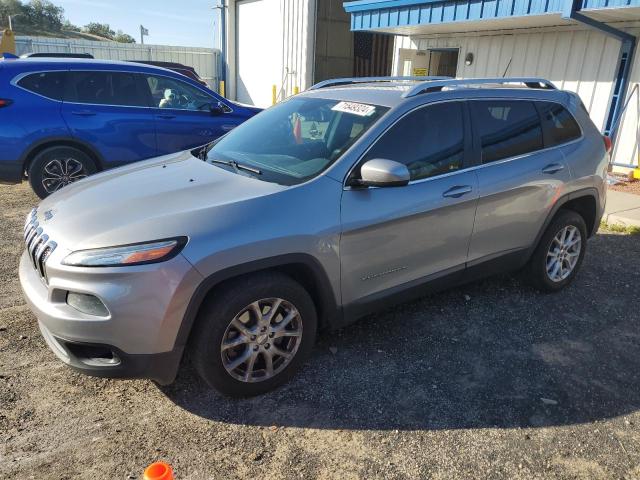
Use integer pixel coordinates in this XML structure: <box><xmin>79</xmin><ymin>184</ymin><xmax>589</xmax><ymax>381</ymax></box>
<box><xmin>206</xmin><ymin>97</ymin><xmax>389</xmax><ymax>185</ymax></box>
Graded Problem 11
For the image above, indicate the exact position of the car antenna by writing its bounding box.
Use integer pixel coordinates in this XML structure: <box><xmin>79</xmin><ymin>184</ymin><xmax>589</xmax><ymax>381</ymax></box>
<box><xmin>502</xmin><ymin>58</ymin><xmax>512</xmax><ymax>78</ymax></box>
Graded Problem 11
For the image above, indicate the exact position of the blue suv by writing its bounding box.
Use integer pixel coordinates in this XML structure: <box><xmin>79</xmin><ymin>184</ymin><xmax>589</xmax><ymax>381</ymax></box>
<box><xmin>0</xmin><ymin>58</ymin><xmax>260</xmax><ymax>198</ymax></box>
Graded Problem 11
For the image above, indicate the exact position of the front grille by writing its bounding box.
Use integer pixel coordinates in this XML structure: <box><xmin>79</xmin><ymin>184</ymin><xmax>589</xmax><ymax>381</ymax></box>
<box><xmin>24</xmin><ymin>208</ymin><xmax>57</xmax><ymax>283</ymax></box>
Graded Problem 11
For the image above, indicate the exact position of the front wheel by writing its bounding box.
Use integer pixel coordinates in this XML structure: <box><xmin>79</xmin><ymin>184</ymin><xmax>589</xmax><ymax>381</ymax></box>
<box><xmin>527</xmin><ymin>209</ymin><xmax>587</xmax><ymax>292</ymax></box>
<box><xmin>191</xmin><ymin>272</ymin><xmax>317</xmax><ymax>397</ymax></box>
<box><xmin>28</xmin><ymin>146</ymin><xmax>97</xmax><ymax>199</ymax></box>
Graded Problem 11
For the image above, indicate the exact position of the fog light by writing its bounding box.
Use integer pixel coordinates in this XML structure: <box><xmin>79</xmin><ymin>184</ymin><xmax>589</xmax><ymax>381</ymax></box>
<box><xmin>66</xmin><ymin>292</ymin><xmax>109</xmax><ymax>317</ymax></box>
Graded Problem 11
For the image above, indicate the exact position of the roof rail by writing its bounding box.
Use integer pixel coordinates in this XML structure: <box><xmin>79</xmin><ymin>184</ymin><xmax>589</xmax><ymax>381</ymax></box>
<box><xmin>402</xmin><ymin>77</ymin><xmax>557</xmax><ymax>98</ymax></box>
<box><xmin>308</xmin><ymin>76</ymin><xmax>451</xmax><ymax>91</ymax></box>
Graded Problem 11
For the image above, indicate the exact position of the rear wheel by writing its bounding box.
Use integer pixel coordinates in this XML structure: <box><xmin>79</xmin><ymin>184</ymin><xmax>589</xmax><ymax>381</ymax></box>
<box><xmin>191</xmin><ymin>272</ymin><xmax>317</xmax><ymax>397</ymax></box>
<box><xmin>527</xmin><ymin>209</ymin><xmax>587</xmax><ymax>292</ymax></box>
<box><xmin>28</xmin><ymin>146</ymin><xmax>97</xmax><ymax>199</ymax></box>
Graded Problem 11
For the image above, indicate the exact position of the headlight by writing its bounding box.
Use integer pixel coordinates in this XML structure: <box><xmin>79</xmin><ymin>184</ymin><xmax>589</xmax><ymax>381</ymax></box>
<box><xmin>62</xmin><ymin>237</ymin><xmax>187</xmax><ymax>267</ymax></box>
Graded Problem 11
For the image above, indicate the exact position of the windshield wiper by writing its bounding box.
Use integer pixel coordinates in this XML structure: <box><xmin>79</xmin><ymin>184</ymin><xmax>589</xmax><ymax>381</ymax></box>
<box><xmin>209</xmin><ymin>158</ymin><xmax>262</xmax><ymax>175</ymax></box>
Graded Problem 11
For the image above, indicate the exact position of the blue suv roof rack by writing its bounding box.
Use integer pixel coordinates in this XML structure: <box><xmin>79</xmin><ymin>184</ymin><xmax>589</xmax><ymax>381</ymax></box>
<box><xmin>402</xmin><ymin>77</ymin><xmax>557</xmax><ymax>98</ymax></box>
<box><xmin>308</xmin><ymin>76</ymin><xmax>451</xmax><ymax>90</ymax></box>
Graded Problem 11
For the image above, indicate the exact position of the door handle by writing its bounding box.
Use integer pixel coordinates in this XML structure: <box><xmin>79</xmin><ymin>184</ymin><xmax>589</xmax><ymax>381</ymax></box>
<box><xmin>157</xmin><ymin>114</ymin><xmax>176</xmax><ymax>120</ymax></box>
<box><xmin>542</xmin><ymin>163</ymin><xmax>565</xmax><ymax>174</ymax></box>
<box><xmin>442</xmin><ymin>185</ymin><xmax>472</xmax><ymax>198</ymax></box>
<box><xmin>70</xmin><ymin>110</ymin><xmax>96</xmax><ymax>116</ymax></box>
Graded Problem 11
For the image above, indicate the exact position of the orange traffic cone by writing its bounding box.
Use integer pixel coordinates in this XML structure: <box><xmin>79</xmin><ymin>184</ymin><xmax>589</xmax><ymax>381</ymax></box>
<box><xmin>143</xmin><ymin>461</ymin><xmax>174</xmax><ymax>480</ymax></box>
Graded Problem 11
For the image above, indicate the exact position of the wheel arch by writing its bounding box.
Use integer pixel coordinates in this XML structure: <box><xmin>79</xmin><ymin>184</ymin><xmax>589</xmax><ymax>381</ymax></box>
<box><xmin>529</xmin><ymin>188</ymin><xmax>601</xmax><ymax>260</ymax></box>
<box><xmin>20</xmin><ymin>137</ymin><xmax>105</xmax><ymax>176</ymax></box>
<box><xmin>174</xmin><ymin>254</ymin><xmax>341</xmax><ymax>351</ymax></box>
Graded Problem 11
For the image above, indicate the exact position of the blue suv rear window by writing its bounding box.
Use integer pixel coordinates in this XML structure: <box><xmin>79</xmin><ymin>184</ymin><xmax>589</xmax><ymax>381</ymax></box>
<box><xmin>17</xmin><ymin>72</ymin><xmax>65</xmax><ymax>101</ymax></box>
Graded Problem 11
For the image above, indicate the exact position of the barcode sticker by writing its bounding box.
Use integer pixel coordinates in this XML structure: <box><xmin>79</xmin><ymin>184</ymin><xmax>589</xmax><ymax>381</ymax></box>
<box><xmin>331</xmin><ymin>101</ymin><xmax>377</xmax><ymax>117</ymax></box>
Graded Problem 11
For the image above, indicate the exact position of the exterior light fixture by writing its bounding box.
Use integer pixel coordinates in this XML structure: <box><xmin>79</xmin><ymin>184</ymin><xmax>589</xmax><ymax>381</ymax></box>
<box><xmin>465</xmin><ymin>53</ymin><xmax>474</xmax><ymax>66</ymax></box>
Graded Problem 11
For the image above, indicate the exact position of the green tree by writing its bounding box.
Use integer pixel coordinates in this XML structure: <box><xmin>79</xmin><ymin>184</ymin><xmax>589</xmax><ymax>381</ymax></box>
<box><xmin>23</xmin><ymin>0</ymin><xmax>64</xmax><ymax>31</ymax></box>
<box><xmin>0</xmin><ymin>0</ymin><xmax>26</xmax><ymax>29</ymax></box>
<box><xmin>114</xmin><ymin>30</ymin><xmax>135</xmax><ymax>43</ymax></box>
<box><xmin>62</xmin><ymin>19</ymin><xmax>79</xmax><ymax>32</ymax></box>
<box><xmin>83</xmin><ymin>21</ymin><xmax>114</xmax><ymax>39</ymax></box>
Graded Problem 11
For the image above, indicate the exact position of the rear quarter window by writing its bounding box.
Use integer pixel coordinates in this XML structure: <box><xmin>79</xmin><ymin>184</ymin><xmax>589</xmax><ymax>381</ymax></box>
<box><xmin>537</xmin><ymin>101</ymin><xmax>582</xmax><ymax>147</ymax></box>
<box><xmin>17</xmin><ymin>71</ymin><xmax>66</xmax><ymax>100</ymax></box>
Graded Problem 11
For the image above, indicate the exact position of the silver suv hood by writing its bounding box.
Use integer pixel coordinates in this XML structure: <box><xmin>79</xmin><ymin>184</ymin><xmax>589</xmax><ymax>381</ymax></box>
<box><xmin>36</xmin><ymin>150</ymin><xmax>287</xmax><ymax>250</ymax></box>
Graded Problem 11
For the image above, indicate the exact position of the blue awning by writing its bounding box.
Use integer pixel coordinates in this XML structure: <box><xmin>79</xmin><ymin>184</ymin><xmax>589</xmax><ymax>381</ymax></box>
<box><xmin>343</xmin><ymin>0</ymin><xmax>640</xmax><ymax>33</ymax></box>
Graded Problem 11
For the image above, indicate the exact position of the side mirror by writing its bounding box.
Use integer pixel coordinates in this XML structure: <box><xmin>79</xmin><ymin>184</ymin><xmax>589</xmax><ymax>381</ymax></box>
<box><xmin>357</xmin><ymin>159</ymin><xmax>410</xmax><ymax>187</ymax></box>
<box><xmin>209</xmin><ymin>101</ymin><xmax>227</xmax><ymax>115</ymax></box>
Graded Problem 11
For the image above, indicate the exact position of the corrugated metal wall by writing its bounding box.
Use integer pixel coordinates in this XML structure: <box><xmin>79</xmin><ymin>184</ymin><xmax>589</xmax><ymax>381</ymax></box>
<box><xmin>280</xmin><ymin>0</ymin><xmax>315</xmax><ymax>99</ymax></box>
<box><xmin>14</xmin><ymin>36</ymin><xmax>220</xmax><ymax>90</ymax></box>
<box><xmin>227</xmin><ymin>0</ymin><xmax>315</xmax><ymax>105</ymax></box>
<box><xmin>393</xmin><ymin>24</ymin><xmax>640</xmax><ymax>167</ymax></box>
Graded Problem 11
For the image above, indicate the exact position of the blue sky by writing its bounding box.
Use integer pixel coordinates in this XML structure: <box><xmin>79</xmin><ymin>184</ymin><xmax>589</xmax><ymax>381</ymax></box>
<box><xmin>52</xmin><ymin>0</ymin><xmax>220</xmax><ymax>48</ymax></box>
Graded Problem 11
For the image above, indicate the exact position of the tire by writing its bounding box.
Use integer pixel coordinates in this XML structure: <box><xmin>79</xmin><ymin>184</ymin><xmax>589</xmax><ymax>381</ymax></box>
<box><xmin>527</xmin><ymin>209</ymin><xmax>588</xmax><ymax>292</ymax></box>
<box><xmin>190</xmin><ymin>272</ymin><xmax>318</xmax><ymax>397</ymax></box>
<box><xmin>28</xmin><ymin>146</ymin><xmax>97</xmax><ymax>199</ymax></box>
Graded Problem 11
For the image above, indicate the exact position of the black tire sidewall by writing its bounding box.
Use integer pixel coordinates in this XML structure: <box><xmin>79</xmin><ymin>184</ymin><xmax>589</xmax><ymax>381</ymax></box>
<box><xmin>191</xmin><ymin>272</ymin><xmax>317</xmax><ymax>397</ymax></box>
<box><xmin>529</xmin><ymin>210</ymin><xmax>587</xmax><ymax>292</ymax></box>
<box><xmin>28</xmin><ymin>146</ymin><xmax>97</xmax><ymax>199</ymax></box>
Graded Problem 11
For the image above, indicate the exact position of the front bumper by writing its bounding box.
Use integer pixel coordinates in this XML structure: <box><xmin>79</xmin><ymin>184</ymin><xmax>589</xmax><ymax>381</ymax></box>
<box><xmin>19</xmin><ymin>250</ymin><xmax>203</xmax><ymax>384</ymax></box>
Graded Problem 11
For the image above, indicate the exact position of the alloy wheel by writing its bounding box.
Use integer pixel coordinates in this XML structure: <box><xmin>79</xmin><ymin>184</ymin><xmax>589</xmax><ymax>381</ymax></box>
<box><xmin>220</xmin><ymin>298</ymin><xmax>303</xmax><ymax>383</ymax></box>
<box><xmin>546</xmin><ymin>225</ymin><xmax>582</xmax><ymax>282</ymax></box>
<box><xmin>42</xmin><ymin>158</ymin><xmax>88</xmax><ymax>194</ymax></box>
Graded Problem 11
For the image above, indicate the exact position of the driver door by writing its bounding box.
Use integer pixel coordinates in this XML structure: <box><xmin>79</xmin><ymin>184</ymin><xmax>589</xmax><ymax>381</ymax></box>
<box><xmin>143</xmin><ymin>74</ymin><xmax>235</xmax><ymax>154</ymax></box>
<box><xmin>340</xmin><ymin>101</ymin><xmax>479</xmax><ymax>307</ymax></box>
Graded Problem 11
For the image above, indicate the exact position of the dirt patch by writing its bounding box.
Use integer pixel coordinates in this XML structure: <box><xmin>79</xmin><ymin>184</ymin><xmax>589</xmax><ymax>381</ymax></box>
<box><xmin>1</xmin><ymin>182</ymin><xmax>639</xmax><ymax>479</ymax></box>
<box><xmin>608</xmin><ymin>177</ymin><xmax>640</xmax><ymax>196</ymax></box>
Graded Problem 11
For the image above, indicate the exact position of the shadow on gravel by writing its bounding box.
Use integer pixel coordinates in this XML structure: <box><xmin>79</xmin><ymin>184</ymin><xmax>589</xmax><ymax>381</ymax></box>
<box><xmin>161</xmin><ymin>233</ymin><xmax>640</xmax><ymax>431</ymax></box>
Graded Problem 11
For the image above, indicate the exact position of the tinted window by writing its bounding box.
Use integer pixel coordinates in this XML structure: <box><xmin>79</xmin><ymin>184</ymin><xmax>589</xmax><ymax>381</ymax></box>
<box><xmin>145</xmin><ymin>75</ymin><xmax>214</xmax><ymax>111</ymax></box>
<box><xmin>470</xmin><ymin>100</ymin><xmax>543</xmax><ymax>163</ymax></box>
<box><xmin>17</xmin><ymin>72</ymin><xmax>65</xmax><ymax>100</ymax></box>
<box><xmin>66</xmin><ymin>71</ymin><xmax>148</xmax><ymax>107</ymax></box>
<box><xmin>538</xmin><ymin>101</ymin><xmax>581</xmax><ymax>146</ymax></box>
<box><xmin>363</xmin><ymin>102</ymin><xmax>465</xmax><ymax>181</ymax></box>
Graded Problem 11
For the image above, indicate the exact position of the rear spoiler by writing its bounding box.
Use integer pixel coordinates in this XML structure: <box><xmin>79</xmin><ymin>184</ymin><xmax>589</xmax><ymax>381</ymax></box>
<box><xmin>1</xmin><ymin>52</ymin><xmax>19</xmax><ymax>60</ymax></box>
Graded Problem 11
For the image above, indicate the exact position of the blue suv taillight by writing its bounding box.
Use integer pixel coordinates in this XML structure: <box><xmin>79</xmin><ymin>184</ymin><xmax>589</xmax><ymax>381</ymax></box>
<box><xmin>0</xmin><ymin>99</ymin><xmax>13</xmax><ymax>107</ymax></box>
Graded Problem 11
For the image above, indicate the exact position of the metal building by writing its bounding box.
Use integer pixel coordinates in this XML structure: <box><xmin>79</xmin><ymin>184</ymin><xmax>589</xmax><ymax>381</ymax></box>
<box><xmin>343</xmin><ymin>0</ymin><xmax>640</xmax><ymax>171</ymax></box>
<box><xmin>218</xmin><ymin>0</ymin><xmax>393</xmax><ymax>107</ymax></box>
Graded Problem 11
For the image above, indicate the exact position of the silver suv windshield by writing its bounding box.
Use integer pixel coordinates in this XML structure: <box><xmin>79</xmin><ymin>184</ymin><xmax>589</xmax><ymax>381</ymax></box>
<box><xmin>206</xmin><ymin>96</ymin><xmax>389</xmax><ymax>185</ymax></box>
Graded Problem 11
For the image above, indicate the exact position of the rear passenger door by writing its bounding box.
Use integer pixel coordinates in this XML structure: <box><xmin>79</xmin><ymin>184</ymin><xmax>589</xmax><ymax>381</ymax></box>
<box><xmin>61</xmin><ymin>70</ymin><xmax>157</xmax><ymax>167</ymax></box>
<box><xmin>466</xmin><ymin>99</ymin><xmax>573</xmax><ymax>265</ymax></box>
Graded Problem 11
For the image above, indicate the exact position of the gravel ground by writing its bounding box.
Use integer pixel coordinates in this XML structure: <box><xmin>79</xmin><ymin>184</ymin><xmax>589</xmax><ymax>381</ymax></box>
<box><xmin>1</xmin><ymin>182</ymin><xmax>640</xmax><ymax>480</ymax></box>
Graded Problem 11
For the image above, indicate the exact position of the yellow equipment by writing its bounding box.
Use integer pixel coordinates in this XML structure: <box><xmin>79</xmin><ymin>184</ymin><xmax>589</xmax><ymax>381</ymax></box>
<box><xmin>0</xmin><ymin>29</ymin><xmax>16</xmax><ymax>55</ymax></box>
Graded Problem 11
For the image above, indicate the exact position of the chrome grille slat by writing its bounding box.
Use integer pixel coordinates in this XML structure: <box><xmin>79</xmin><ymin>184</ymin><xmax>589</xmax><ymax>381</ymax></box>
<box><xmin>23</xmin><ymin>209</ymin><xmax>56</xmax><ymax>284</ymax></box>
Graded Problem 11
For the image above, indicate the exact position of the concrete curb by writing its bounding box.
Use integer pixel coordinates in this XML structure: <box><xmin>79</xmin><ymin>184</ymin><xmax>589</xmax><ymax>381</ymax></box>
<box><xmin>604</xmin><ymin>190</ymin><xmax>640</xmax><ymax>228</ymax></box>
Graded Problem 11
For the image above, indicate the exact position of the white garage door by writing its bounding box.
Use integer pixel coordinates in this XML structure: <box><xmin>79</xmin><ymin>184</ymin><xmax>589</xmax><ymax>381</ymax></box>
<box><xmin>236</xmin><ymin>0</ymin><xmax>283</xmax><ymax>107</ymax></box>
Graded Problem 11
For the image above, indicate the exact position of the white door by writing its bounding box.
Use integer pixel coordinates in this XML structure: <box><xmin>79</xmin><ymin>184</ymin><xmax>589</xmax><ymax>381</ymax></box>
<box><xmin>236</xmin><ymin>0</ymin><xmax>283</xmax><ymax>107</ymax></box>
<box><xmin>396</xmin><ymin>48</ymin><xmax>429</xmax><ymax>76</ymax></box>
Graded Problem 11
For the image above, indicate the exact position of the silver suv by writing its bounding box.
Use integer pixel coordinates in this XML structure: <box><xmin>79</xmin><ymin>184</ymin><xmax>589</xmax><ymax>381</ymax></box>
<box><xmin>20</xmin><ymin>77</ymin><xmax>609</xmax><ymax>396</ymax></box>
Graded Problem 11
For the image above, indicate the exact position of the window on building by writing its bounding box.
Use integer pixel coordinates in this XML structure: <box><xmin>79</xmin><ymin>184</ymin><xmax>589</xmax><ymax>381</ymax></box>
<box><xmin>18</xmin><ymin>72</ymin><xmax>66</xmax><ymax>100</ymax></box>
<box><xmin>470</xmin><ymin>100</ymin><xmax>544</xmax><ymax>163</ymax></box>
<box><xmin>428</xmin><ymin>49</ymin><xmax>458</xmax><ymax>77</ymax></box>
<box><xmin>538</xmin><ymin>101</ymin><xmax>582</xmax><ymax>147</ymax></box>
<box><xmin>66</xmin><ymin>71</ymin><xmax>148</xmax><ymax>107</ymax></box>
<box><xmin>363</xmin><ymin>102</ymin><xmax>465</xmax><ymax>181</ymax></box>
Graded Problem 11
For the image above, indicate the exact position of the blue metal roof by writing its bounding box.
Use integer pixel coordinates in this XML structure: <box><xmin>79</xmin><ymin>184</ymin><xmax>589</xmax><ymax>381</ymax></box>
<box><xmin>343</xmin><ymin>0</ymin><xmax>640</xmax><ymax>31</ymax></box>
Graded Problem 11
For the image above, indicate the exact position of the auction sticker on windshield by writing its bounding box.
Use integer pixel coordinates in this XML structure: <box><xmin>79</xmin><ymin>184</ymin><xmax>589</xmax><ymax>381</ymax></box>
<box><xmin>332</xmin><ymin>101</ymin><xmax>377</xmax><ymax>117</ymax></box>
